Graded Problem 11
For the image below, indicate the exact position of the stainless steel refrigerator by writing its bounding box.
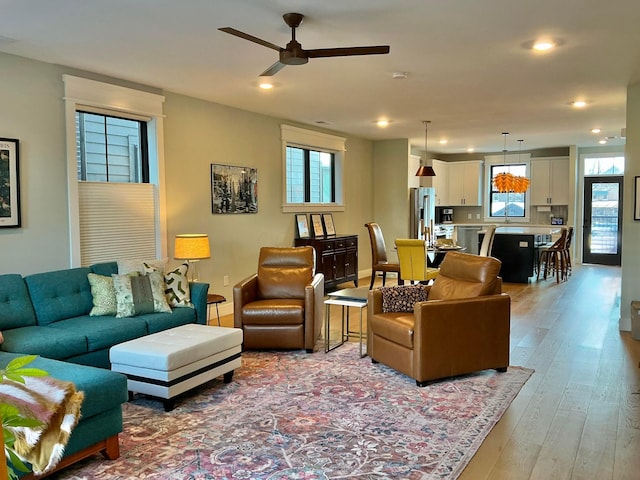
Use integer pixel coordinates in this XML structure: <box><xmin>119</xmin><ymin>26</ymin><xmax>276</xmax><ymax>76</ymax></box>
<box><xmin>409</xmin><ymin>187</ymin><xmax>436</xmax><ymax>240</ymax></box>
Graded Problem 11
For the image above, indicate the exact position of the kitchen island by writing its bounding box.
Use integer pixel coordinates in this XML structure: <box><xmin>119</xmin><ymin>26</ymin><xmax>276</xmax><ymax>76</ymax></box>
<box><xmin>481</xmin><ymin>226</ymin><xmax>562</xmax><ymax>283</ymax></box>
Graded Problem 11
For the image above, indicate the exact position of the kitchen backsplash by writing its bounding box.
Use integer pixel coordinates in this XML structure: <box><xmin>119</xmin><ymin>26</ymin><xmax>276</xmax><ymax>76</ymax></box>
<box><xmin>451</xmin><ymin>205</ymin><xmax>569</xmax><ymax>225</ymax></box>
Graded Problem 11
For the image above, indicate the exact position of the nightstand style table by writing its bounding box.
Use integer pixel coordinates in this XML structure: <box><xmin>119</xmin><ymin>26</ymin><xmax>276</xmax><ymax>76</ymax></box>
<box><xmin>324</xmin><ymin>288</ymin><xmax>369</xmax><ymax>357</ymax></box>
<box><xmin>207</xmin><ymin>293</ymin><xmax>226</xmax><ymax>326</ymax></box>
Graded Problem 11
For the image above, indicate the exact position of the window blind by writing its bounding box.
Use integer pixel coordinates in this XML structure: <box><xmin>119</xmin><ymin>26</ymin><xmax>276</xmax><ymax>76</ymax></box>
<box><xmin>78</xmin><ymin>182</ymin><xmax>157</xmax><ymax>266</ymax></box>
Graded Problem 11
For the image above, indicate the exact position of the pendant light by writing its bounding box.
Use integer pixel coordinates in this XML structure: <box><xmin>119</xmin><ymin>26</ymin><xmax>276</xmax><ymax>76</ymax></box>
<box><xmin>415</xmin><ymin>120</ymin><xmax>436</xmax><ymax>177</ymax></box>
<box><xmin>493</xmin><ymin>133</ymin><xmax>530</xmax><ymax>194</ymax></box>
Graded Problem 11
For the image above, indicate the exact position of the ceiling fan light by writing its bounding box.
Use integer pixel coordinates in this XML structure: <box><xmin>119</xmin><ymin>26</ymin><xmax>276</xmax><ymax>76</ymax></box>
<box><xmin>258</xmin><ymin>76</ymin><xmax>273</xmax><ymax>89</ymax></box>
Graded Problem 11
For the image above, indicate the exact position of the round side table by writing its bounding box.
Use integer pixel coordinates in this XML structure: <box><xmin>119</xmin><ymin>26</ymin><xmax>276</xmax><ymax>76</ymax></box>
<box><xmin>207</xmin><ymin>293</ymin><xmax>226</xmax><ymax>326</ymax></box>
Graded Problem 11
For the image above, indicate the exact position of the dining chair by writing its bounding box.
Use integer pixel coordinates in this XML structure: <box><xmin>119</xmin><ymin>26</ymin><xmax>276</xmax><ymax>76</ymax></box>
<box><xmin>479</xmin><ymin>224</ymin><xmax>497</xmax><ymax>257</ymax></box>
<box><xmin>394</xmin><ymin>238</ymin><xmax>439</xmax><ymax>284</ymax></box>
<box><xmin>364</xmin><ymin>222</ymin><xmax>402</xmax><ymax>289</ymax></box>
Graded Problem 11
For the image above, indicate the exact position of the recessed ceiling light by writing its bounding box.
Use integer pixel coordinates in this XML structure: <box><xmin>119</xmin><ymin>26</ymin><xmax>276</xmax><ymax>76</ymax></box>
<box><xmin>258</xmin><ymin>76</ymin><xmax>273</xmax><ymax>89</ymax></box>
<box><xmin>591</xmin><ymin>128</ymin><xmax>601</xmax><ymax>134</ymax></box>
<box><xmin>599</xmin><ymin>139</ymin><xmax>607</xmax><ymax>144</ymax></box>
<box><xmin>392</xmin><ymin>72</ymin><xmax>408</xmax><ymax>79</ymax></box>
<box><xmin>439</xmin><ymin>139</ymin><xmax>448</xmax><ymax>145</ymax></box>
<box><xmin>376</xmin><ymin>119</ymin><xmax>391</xmax><ymax>127</ymax></box>
<box><xmin>572</xmin><ymin>100</ymin><xmax>588</xmax><ymax>108</ymax></box>
<box><xmin>467</xmin><ymin>147</ymin><xmax>475</xmax><ymax>153</ymax></box>
<box><xmin>533</xmin><ymin>40</ymin><xmax>555</xmax><ymax>51</ymax></box>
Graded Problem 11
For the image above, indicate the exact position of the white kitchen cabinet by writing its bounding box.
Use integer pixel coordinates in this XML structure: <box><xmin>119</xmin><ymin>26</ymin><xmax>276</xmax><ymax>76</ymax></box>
<box><xmin>530</xmin><ymin>157</ymin><xmax>569</xmax><ymax>205</ymax></box>
<box><xmin>431</xmin><ymin>159</ymin><xmax>449</xmax><ymax>206</ymax></box>
<box><xmin>447</xmin><ymin>160</ymin><xmax>483</xmax><ymax>206</ymax></box>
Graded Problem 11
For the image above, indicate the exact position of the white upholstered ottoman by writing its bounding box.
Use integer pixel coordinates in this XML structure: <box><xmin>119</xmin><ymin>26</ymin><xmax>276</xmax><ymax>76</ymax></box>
<box><xmin>110</xmin><ymin>324</ymin><xmax>243</xmax><ymax>411</ymax></box>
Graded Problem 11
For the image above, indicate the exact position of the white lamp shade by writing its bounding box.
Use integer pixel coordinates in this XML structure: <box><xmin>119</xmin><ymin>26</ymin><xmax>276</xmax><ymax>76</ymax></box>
<box><xmin>174</xmin><ymin>234</ymin><xmax>210</xmax><ymax>260</ymax></box>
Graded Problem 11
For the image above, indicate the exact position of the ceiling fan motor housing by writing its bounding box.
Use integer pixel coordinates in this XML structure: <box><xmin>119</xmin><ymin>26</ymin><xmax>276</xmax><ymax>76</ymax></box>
<box><xmin>280</xmin><ymin>41</ymin><xmax>309</xmax><ymax>65</ymax></box>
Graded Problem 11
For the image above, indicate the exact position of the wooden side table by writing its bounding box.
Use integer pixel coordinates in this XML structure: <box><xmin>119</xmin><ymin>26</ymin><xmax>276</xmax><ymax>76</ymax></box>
<box><xmin>207</xmin><ymin>293</ymin><xmax>226</xmax><ymax>326</ymax></box>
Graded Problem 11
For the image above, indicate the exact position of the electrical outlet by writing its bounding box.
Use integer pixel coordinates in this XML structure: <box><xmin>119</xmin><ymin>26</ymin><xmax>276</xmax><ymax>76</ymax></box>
<box><xmin>476</xmin><ymin>214</ymin><xmax>481</xmax><ymax>219</ymax></box>
<box><xmin>467</xmin><ymin>213</ymin><xmax>472</xmax><ymax>219</ymax></box>
<box><xmin>223</xmin><ymin>275</ymin><xmax>229</xmax><ymax>287</ymax></box>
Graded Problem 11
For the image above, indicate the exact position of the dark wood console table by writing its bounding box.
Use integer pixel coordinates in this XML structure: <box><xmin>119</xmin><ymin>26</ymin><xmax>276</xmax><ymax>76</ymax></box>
<box><xmin>295</xmin><ymin>234</ymin><xmax>358</xmax><ymax>292</ymax></box>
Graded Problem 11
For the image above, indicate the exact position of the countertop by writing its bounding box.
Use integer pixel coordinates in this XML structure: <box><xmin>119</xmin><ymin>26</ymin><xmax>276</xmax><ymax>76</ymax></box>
<box><xmin>494</xmin><ymin>226</ymin><xmax>562</xmax><ymax>235</ymax></box>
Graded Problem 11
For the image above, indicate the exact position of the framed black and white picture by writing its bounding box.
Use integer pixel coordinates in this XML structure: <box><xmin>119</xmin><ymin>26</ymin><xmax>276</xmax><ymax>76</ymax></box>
<box><xmin>310</xmin><ymin>213</ymin><xmax>325</xmax><ymax>237</ymax></box>
<box><xmin>211</xmin><ymin>163</ymin><xmax>258</xmax><ymax>214</ymax></box>
<box><xmin>0</xmin><ymin>138</ymin><xmax>20</xmax><ymax>228</ymax></box>
<box><xmin>322</xmin><ymin>213</ymin><xmax>336</xmax><ymax>236</ymax></box>
<box><xmin>295</xmin><ymin>214</ymin><xmax>310</xmax><ymax>238</ymax></box>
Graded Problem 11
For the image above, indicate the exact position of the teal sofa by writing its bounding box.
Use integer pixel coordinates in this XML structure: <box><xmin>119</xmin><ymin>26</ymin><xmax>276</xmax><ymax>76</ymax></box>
<box><xmin>0</xmin><ymin>261</ymin><xmax>209</xmax><ymax>477</ymax></box>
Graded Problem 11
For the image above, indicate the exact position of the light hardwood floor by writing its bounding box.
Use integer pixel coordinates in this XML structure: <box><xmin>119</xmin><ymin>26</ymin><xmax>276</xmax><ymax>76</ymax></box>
<box><xmin>220</xmin><ymin>263</ymin><xmax>640</xmax><ymax>479</ymax></box>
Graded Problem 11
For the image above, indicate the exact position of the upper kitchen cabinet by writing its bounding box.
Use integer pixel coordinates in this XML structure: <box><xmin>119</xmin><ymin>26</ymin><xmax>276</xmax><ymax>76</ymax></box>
<box><xmin>431</xmin><ymin>159</ymin><xmax>449</xmax><ymax>206</ymax></box>
<box><xmin>530</xmin><ymin>157</ymin><xmax>570</xmax><ymax>205</ymax></box>
<box><xmin>447</xmin><ymin>160</ymin><xmax>483</xmax><ymax>206</ymax></box>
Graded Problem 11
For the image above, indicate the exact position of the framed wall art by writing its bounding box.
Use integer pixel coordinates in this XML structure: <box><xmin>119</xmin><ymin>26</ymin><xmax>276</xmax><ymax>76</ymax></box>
<box><xmin>635</xmin><ymin>176</ymin><xmax>640</xmax><ymax>221</ymax></box>
<box><xmin>322</xmin><ymin>213</ymin><xmax>336</xmax><ymax>236</ymax></box>
<box><xmin>310</xmin><ymin>213</ymin><xmax>325</xmax><ymax>237</ymax></box>
<box><xmin>211</xmin><ymin>164</ymin><xmax>258</xmax><ymax>214</ymax></box>
<box><xmin>295</xmin><ymin>214</ymin><xmax>310</xmax><ymax>238</ymax></box>
<box><xmin>0</xmin><ymin>138</ymin><xmax>20</xmax><ymax>228</ymax></box>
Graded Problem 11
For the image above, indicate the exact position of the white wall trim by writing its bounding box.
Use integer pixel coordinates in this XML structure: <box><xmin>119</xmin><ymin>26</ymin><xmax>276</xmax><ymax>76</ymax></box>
<box><xmin>63</xmin><ymin>75</ymin><xmax>167</xmax><ymax>266</ymax></box>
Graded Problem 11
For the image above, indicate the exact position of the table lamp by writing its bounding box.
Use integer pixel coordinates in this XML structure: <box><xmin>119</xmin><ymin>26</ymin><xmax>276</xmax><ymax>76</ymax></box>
<box><xmin>174</xmin><ymin>234</ymin><xmax>210</xmax><ymax>281</ymax></box>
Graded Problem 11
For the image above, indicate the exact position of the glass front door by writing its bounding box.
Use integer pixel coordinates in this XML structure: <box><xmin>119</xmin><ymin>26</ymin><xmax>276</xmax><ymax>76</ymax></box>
<box><xmin>582</xmin><ymin>176</ymin><xmax>623</xmax><ymax>265</ymax></box>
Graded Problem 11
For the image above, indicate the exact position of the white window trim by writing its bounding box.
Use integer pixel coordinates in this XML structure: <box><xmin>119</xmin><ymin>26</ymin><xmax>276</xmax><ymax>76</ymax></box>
<box><xmin>63</xmin><ymin>75</ymin><xmax>166</xmax><ymax>266</ymax></box>
<box><xmin>280</xmin><ymin>124</ymin><xmax>346</xmax><ymax>213</ymax></box>
<box><xmin>483</xmin><ymin>153</ymin><xmax>532</xmax><ymax>223</ymax></box>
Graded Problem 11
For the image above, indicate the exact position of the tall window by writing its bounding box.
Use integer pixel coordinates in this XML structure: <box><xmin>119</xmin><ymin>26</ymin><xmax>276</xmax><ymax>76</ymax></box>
<box><xmin>281</xmin><ymin>125</ymin><xmax>345</xmax><ymax>213</ymax></box>
<box><xmin>286</xmin><ymin>146</ymin><xmax>335</xmax><ymax>203</ymax></box>
<box><xmin>489</xmin><ymin>164</ymin><xmax>527</xmax><ymax>218</ymax></box>
<box><xmin>76</xmin><ymin>112</ymin><xmax>149</xmax><ymax>183</ymax></box>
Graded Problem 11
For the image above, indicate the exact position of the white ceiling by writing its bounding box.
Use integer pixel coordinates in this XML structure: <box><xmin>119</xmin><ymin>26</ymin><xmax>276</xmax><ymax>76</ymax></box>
<box><xmin>1</xmin><ymin>0</ymin><xmax>639</xmax><ymax>154</ymax></box>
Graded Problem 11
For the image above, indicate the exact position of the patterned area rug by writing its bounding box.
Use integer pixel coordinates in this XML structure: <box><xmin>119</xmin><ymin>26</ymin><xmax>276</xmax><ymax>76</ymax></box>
<box><xmin>54</xmin><ymin>343</ymin><xmax>532</xmax><ymax>480</ymax></box>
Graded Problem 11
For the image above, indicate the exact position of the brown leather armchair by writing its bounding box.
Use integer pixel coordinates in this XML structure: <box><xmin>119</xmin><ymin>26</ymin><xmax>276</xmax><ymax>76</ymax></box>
<box><xmin>367</xmin><ymin>251</ymin><xmax>510</xmax><ymax>386</ymax></box>
<box><xmin>233</xmin><ymin>246</ymin><xmax>324</xmax><ymax>352</ymax></box>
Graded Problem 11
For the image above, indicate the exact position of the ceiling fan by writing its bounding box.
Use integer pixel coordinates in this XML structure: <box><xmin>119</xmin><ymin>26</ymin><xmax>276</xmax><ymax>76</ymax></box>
<box><xmin>219</xmin><ymin>13</ymin><xmax>390</xmax><ymax>76</ymax></box>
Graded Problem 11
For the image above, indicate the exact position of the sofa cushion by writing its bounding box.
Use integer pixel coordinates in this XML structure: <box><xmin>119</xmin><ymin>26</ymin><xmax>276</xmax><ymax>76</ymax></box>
<box><xmin>47</xmin><ymin>316</ymin><xmax>148</xmax><ymax>352</ymax></box>
<box><xmin>369</xmin><ymin>312</ymin><xmax>415</xmax><ymax>349</ymax></box>
<box><xmin>0</xmin><ymin>274</ymin><xmax>37</xmax><ymax>329</ymax></box>
<box><xmin>87</xmin><ymin>273</ymin><xmax>117</xmax><ymax>316</ymax></box>
<box><xmin>142</xmin><ymin>307</ymin><xmax>196</xmax><ymax>334</ymax></box>
<box><xmin>89</xmin><ymin>261</ymin><xmax>118</xmax><ymax>277</ymax></box>
<box><xmin>25</xmin><ymin>267</ymin><xmax>94</xmax><ymax>326</ymax></box>
<box><xmin>0</xmin><ymin>352</ymin><xmax>128</xmax><ymax>420</ymax></box>
<box><xmin>112</xmin><ymin>271</ymin><xmax>172</xmax><ymax>318</ymax></box>
<box><xmin>161</xmin><ymin>263</ymin><xmax>193</xmax><ymax>308</ymax></box>
<box><xmin>242</xmin><ymin>299</ymin><xmax>305</xmax><ymax>325</ymax></box>
<box><xmin>0</xmin><ymin>326</ymin><xmax>89</xmax><ymax>359</ymax></box>
<box><xmin>117</xmin><ymin>258</ymin><xmax>168</xmax><ymax>275</ymax></box>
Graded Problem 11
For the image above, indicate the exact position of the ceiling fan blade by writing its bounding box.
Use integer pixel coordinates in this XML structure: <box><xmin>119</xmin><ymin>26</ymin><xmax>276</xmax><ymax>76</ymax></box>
<box><xmin>260</xmin><ymin>61</ymin><xmax>287</xmax><ymax>77</ymax></box>
<box><xmin>306</xmin><ymin>45</ymin><xmax>390</xmax><ymax>58</ymax></box>
<box><xmin>218</xmin><ymin>27</ymin><xmax>282</xmax><ymax>52</ymax></box>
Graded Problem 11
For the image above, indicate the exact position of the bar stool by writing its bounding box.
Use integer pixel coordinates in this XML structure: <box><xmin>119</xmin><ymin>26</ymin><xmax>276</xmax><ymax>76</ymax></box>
<box><xmin>537</xmin><ymin>228</ymin><xmax>568</xmax><ymax>283</ymax></box>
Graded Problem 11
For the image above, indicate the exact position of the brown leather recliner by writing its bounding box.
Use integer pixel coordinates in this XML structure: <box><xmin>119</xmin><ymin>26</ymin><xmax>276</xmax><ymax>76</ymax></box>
<box><xmin>367</xmin><ymin>251</ymin><xmax>510</xmax><ymax>386</ymax></box>
<box><xmin>233</xmin><ymin>246</ymin><xmax>324</xmax><ymax>352</ymax></box>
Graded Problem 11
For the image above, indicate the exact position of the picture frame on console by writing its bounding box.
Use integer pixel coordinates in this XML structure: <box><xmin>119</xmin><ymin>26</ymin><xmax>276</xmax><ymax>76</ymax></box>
<box><xmin>295</xmin><ymin>214</ymin><xmax>310</xmax><ymax>238</ymax></box>
<box><xmin>310</xmin><ymin>213</ymin><xmax>325</xmax><ymax>238</ymax></box>
<box><xmin>322</xmin><ymin>213</ymin><xmax>336</xmax><ymax>236</ymax></box>
<box><xmin>0</xmin><ymin>137</ymin><xmax>20</xmax><ymax>228</ymax></box>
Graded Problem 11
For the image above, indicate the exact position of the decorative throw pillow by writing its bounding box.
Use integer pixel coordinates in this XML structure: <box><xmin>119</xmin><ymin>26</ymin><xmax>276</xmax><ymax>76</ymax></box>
<box><xmin>87</xmin><ymin>273</ymin><xmax>118</xmax><ymax>316</ymax></box>
<box><xmin>112</xmin><ymin>271</ymin><xmax>172</xmax><ymax>318</ymax></box>
<box><xmin>117</xmin><ymin>258</ymin><xmax>168</xmax><ymax>276</ymax></box>
<box><xmin>163</xmin><ymin>263</ymin><xmax>193</xmax><ymax>308</ymax></box>
<box><xmin>379</xmin><ymin>284</ymin><xmax>428</xmax><ymax>313</ymax></box>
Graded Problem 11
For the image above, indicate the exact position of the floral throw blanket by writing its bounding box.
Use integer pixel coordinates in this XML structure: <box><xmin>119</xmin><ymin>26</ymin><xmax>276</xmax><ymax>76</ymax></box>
<box><xmin>0</xmin><ymin>375</ymin><xmax>84</xmax><ymax>475</ymax></box>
